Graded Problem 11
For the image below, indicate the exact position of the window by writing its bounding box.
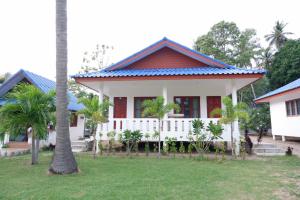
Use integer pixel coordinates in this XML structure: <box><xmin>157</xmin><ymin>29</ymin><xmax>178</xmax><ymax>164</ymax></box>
<box><xmin>207</xmin><ymin>96</ymin><xmax>221</xmax><ymax>118</ymax></box>
<box><xmin>286</xmin><ymin>98</ymin><xmax>300</xmax><ymax>116</ymax></box>
<box><xmin>174</xmin><ymin>96</ymin><xmax>200</xmax><ymax>118</ymax></box>
<box><xmin>70</xmin><ymin>112</ymin><xmax>78</xmax><ymax>127</ymax></box>
<box><xmin>134</xmin><ymin>97</ymin><xmax>156</xmax><ymax>118</ymax></box>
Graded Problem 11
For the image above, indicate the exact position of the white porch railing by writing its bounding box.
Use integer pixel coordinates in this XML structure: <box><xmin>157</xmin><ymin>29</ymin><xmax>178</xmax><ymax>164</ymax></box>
<box><xmin>98</xmin><ymin>118</ymin><xmax>231</xmax><ymax>141</ymax></box>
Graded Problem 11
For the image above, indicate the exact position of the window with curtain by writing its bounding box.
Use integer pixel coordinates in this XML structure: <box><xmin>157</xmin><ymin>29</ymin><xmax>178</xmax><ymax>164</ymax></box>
<box><xmin>174</xmin><ymin>96</ymin><xmax>200</xmax><ymax>118</ymax></box>
<box><xmin>286</xmin><ymin>99</ymin><xmax>300</xmax><ymax>116</ymax></box>
<box><xmin>134</xmin><ymin>97</ymin><xmax>156</xmax><ymax>118</ymax></box>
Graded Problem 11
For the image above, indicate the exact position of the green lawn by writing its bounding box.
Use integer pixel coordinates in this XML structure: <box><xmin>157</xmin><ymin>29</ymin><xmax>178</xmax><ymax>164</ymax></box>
<box><xmin>0</xmin><ymin>153</ymin><xmax>299</xmax><ymax>200</ymax></box>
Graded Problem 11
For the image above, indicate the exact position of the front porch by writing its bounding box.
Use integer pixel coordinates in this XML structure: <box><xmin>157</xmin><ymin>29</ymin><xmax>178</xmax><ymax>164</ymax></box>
<box><xmin>93</xmin><ymin>79</ymin><xmax>252</xmax><ymax>142</ymax></box>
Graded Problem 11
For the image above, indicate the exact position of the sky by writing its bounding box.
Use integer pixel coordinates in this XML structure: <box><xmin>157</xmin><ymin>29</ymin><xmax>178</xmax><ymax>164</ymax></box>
<box><xmin>0</xmin><ymin>0</ymin><xmax>299</xmax><ymax>81</ymax></box>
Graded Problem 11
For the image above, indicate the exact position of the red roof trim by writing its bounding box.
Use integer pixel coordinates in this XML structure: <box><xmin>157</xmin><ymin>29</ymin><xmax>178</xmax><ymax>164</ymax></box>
<box><xmin>255</xmin><ymin>87</ymin><xmax>300</xmax><ymax>103</ymax></box>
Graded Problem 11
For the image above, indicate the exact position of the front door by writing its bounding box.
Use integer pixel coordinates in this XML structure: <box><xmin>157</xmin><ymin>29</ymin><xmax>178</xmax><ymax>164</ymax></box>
<box><xmin>113</xmin><ymin>97</ymin><xmax>127</xmax><ymax>118</ymax></box>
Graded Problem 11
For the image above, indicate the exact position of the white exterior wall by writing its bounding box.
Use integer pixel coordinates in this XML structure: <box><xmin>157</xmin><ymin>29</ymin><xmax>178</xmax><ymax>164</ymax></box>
<box><xmin>69</xmin><ymin>114</ymin><xmax>85</xmax><ymax>141</ymax></box>
<box><xmin>270</xmin><ymin>92</ymin><xmax>300</xmax><ymax>138</ymax></box>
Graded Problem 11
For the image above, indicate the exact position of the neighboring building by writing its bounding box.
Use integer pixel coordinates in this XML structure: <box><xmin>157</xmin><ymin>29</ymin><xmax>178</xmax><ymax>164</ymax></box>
<box><xmin>255</xmin><ymin>78</ymin><xmax>300</xmax><ymax>141</ymax></box>
<box><xmin>0</xmin><ymin>69</ymin><xmax>85</xmax><ymax>145</ymax></box>
<box><xmin>73</xmin><ymin>37</ymin><xmax>265</xmax><ymax>152</ymax></box>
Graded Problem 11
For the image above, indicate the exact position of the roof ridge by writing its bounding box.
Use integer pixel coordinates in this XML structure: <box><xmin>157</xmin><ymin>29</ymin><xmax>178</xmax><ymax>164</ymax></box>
<box><xmin>103</xmin><ymin>38</ymin><xmax>236</xmax><ymax>71</ymax></box>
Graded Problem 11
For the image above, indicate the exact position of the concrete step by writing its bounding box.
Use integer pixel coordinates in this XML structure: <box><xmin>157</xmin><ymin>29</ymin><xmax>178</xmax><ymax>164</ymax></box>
<box><xmin>253</xmin><ymin>143</ymin><xmax>276</xmax><ymax>148</ymax></box>
<box><xmin>0</xmin><ymin>148</ymin><xmax>30</xmax><ymax>157</ymax></box>
<box><xmin>71</xmin><ymin>140</ymin><xmax>87</xmax><ymax>152</ymax></box>
<box><xmin>253</xmin><ymin>143</ymin><xmax>285</xmax><ymax>156</ymax></box>
<box><xmin>253</xmin><ymin>148</ymin><xmax>284</xmax><ymax>153</ymax></box>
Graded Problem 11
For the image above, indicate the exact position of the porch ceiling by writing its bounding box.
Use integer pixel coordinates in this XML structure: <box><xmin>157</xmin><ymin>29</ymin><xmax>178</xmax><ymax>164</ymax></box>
<box><xmin>78</xmin><ymin>78</ymin><xmax>259</xmax><ymax>96</ymax></box>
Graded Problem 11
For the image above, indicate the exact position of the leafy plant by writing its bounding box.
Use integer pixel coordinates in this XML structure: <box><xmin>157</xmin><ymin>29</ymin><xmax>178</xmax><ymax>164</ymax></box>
<box><xmin>0</xmin><ymin>83</ymin><xmax>55</xmax><ymax>165</ymax></box>
<box><xmin>143</xmin><ymin>96</ymin><xmax>180</xmax><ymax>158</ymax></box>
<box><xmin>179</xmin><ymin>137</ymin><xmax>185</xmax><ymax>157</ymax></box>
<box><xmin>78</xmin><ymin>96</ymin><xmax>112</xmax><ymax>158</ymax></box>
<box><xmin>188</xmin><ymin>143</ymin><xmax>193</xmax><ymax>159</ymax></box>
<box><xmin>211</xmin><ymin>96</ymin><xmax>249</xmax><ymax>156</ymax></box>
<box><xmin>122</xmin><ymin>130</ymin><xmax>143</xmax><ymax>156</ymax></box>
<box><xmin>145</xmin><ymin>133</ymin><xmax>150</xmax><ymax>156</ymax></box>
<box><xmin>107</xmin><ymin>131</ymin><xmax>116</xmax><ymax>155</ymax></box>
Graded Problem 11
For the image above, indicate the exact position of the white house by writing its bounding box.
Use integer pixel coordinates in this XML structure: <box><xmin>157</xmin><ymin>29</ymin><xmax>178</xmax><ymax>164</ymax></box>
<box><xmin>73</xmin><ymin>37</ymin><xmax>265</xmax><ymax>153</ymax></box>
<box><xmin>0</xmin><ymin>69</ymin><xmax>85</xmax><ymax>147</ymax></box>
<box><xmin>255</xmin><ymin>78</ymin><xmax>300</xmax><ymax>141</ymax></box>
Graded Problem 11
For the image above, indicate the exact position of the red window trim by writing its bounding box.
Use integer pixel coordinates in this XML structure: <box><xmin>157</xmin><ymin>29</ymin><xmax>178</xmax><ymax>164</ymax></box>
<box><xmin>173</xmin><ymin>96</ymin><xmax>201</xmax><ymax>118</ymax></box>
<box><xmin>134</xmin><ymin>97</ymin><xmax>156</xmax><ymax>118</ymax></box>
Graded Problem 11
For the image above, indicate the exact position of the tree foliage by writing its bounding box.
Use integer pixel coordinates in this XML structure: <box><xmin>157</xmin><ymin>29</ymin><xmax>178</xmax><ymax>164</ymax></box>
<box><xmin>194</xmin><ymin>21</ymin><xmax>262</xmax><ymax>68</ymax></box>
<box><xmin>142</xmin><ymin>96</ymin><xmax>180</xmax><ymax>158</ymax></box>
<box><xmin>211</xmin><ymin>97</ymin><xmax>249</xmax><ymax>156</ymax></box>
<box><xmin>265</xmin><ymin>21</ymin><xmax>293</xmax><ymax>50</ymax></box>
<box><xmin>78</xmin><ymin>96</ymin><xmax>112</xmax><ymax>158</ymax></box>
<box><xmin>267</xmin><ymin>39</ymin><xmax>300</xmax><ymax>90</ymax></box>
<box><xmin>0</xmin><ymin>83</ymin><xmax>55</xmax><ymax>164</ymax></box>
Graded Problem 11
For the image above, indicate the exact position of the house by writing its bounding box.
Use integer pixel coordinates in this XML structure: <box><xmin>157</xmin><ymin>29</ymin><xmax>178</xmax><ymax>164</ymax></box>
<box><xmin>0</xmin><ymin>69</ymin><xmax>85</xmax><ymax>147</ymax></box>
<box><xmin>255</xmin><ymin>78</ymin><xmax>300</xmax><ymax>141</ymax></box>
<box><xmin>73</xmin><ymin>37</ymin><xmax>265</xmax><ymax>154</ymax></box>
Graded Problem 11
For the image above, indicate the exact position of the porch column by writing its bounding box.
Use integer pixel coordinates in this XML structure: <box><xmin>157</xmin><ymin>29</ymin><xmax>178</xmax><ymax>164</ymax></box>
<box><xmin>231</xmin><ymin>81</ymin><xmax>240</xmax><ymax>156</ymax></box>
<box><xmin>96</xmin><ymin>84</ymin><xmax>104</xmax><ymax>153</ymax></box>
<box><xmin>162</xmin><ymin>85</ymin><xmax>168</xmax><ymax>119</ymax></box>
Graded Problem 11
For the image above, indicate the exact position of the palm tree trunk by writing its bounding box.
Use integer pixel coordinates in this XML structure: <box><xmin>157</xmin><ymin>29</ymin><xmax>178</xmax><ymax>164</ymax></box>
<box><xmin>92</xmin><ymin>128</ymin><xmax>96</xmax><ymax>159</ymax></box>
<box><xmin>230</xmin><ymin>123</ymin><xmax>234</xmax><ymax>156</ymax></box>
<box><xmin>31</xmin><ymin>134</ymin><xmax>37</xmax><ymax>165</ymax></box>
<box><xmin>49</xmin><ymin>0</ymin><xmax>78</xmax><ymax>174</ymax></box>
<box><xmin>157</xmin><ymin>118</ymin><xmax>161</xmax><ymax>158</ymax></box>
<box><xmin>35</xmin><ymin>138</ymin><xmax>40</xmax><ymax>163</ymax></box>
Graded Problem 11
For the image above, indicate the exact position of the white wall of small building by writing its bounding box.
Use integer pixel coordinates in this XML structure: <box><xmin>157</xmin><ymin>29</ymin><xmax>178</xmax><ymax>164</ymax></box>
<box><xmin>69</xmin><ymin>114</ymin><xmax>85</xmax><ymax>141</ymax></box>
<box><xmin>270</xmin><ymin>92</ymin><xmax>300</xmax><ymax>138</ymax></box>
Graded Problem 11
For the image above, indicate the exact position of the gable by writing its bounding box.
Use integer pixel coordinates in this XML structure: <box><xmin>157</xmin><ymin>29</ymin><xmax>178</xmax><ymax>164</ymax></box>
<box><xmin>105</xmin><ymin>37</ymin><xmax>234</xmax><ymax>71</ymax></box>
<box><xmin>125</xmin><ymin>47</ymin><xmax>207</xmax><ymax>69</ymax></box>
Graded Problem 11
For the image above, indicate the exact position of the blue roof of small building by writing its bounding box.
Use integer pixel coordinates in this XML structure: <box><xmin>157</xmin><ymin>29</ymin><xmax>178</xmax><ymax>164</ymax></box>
<box><xmin>0</xmin><ymin>69</ymin><xmax>84</xmax><ymax>111</ymax></box>
<box><xmin>256</xmin><ymin>78</ymin><xmax>300</xmax><ymax>101</ymax></box>
<box><xmin>73</xmin><ymin>67</ymin><xmax>265</xmax><ymax>78</ymax></box>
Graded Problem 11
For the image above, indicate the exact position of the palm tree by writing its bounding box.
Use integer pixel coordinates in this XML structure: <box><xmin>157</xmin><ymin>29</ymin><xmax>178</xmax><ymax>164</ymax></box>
<box><xmin>78</xmin><ymin>96</ymin><xmax>111</xmax><ymax>159</ymax></box>
<box><xmin>143</xmin><ymin>96</ymin><xmax>180</xmax><ymax>158</ymax></box>
<box><xmin>49</xmin><ymin>0</ymin><xmax>78</xmax><ymax>174</ymax></box>
<box><xmin>265</xmin><ymin>21</ymin><xmax>293</xmax><ymax>50</ymax></box>
<box><xmin>0</xmin><ymin>84</ymin><xmax>55</xmax><ymax>164</ymax></box>
<box><xmin>211</xmin><ymin>96</ymin><xmax>249</xmax><ymax>156</ymax></box>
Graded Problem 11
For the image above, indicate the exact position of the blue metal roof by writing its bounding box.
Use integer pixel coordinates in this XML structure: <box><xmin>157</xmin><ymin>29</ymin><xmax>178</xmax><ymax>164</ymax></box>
<box><xmin>0</xmin><ymin>69</ymin><xmax>84</xmax><ymax>111</ymax></box>
<box><xmin>73</xmin><ymin>67</ymin><xmax>265</xmax><ymax>78</ymax></box>
<box><xmin>256</xmin><ymin>78</ymin><xmax>300</xmax><ymax>101</ymax></box>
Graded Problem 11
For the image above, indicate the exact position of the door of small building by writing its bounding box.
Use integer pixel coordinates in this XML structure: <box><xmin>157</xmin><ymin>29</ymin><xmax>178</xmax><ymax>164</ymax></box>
<box><xmin>113</xmin><ymin>97</ymin><xmax>127</xmax><ymax>129</ymax></box>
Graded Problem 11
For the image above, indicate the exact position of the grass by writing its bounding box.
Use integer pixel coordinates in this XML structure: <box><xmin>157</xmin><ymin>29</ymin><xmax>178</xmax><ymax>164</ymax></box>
<box><xmin>0</xmin><ymin>153</ymin><xmax>300</xmax><ymax>200</ymax></box>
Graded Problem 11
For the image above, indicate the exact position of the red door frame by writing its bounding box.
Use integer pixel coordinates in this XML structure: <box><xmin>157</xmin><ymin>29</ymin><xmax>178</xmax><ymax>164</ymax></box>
<box><xmin>113</xmin><ymin>97</ymin><xmax>127</xmax><ymax>118</ymax></box>
<box><xmin>207</xmin><ymin>96</ymin><xmax>221</xmax><ymax>118</ymax></box>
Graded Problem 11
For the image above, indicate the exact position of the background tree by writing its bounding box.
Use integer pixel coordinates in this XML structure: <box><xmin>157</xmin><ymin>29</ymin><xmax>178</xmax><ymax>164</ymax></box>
<box><xmin>50</xmin><ymin>0</ymin><xmax>78</xmax><ymax>174</ymax></box>
<box><xmin>0</xmin><ymin>84</ymin><xmax>55</xmax><ymax>164</ymax></box>
<box><xmin>211</xmin><ymin>97</ymin><xmax>249</xmax><ymax>156</ymax></box>
<box><xmin>265</xmin><ymin>21</ymin><xmax>293</xmax><ymax>50</ymax></box>
<box><xmin>267</xmin><ymin>39</ymin><xmax>300</xmax><ymax>90</ymax></box>
<box><xmin>194</xmin><ymin>21</ymin><xmax>262</xmax><ymax>68</ymax></box>
<box><xmin>0</xmin><ymin>72</ymin><xmax>12</xmax><ymax>85</ymax></box>
<box><xmin>68</xmin><ymin>44</ymin><xmax>114</xmax><ymax>99</ymax></box>
<box><xmin>142</xmin><ymin>96</ymin><xmax>180</xmax><ymax>158</ymax></box>
<box><xmin>78</xmin><ymin>96</ymin><xmax>111</xmax><ymax>158</ymax></box>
